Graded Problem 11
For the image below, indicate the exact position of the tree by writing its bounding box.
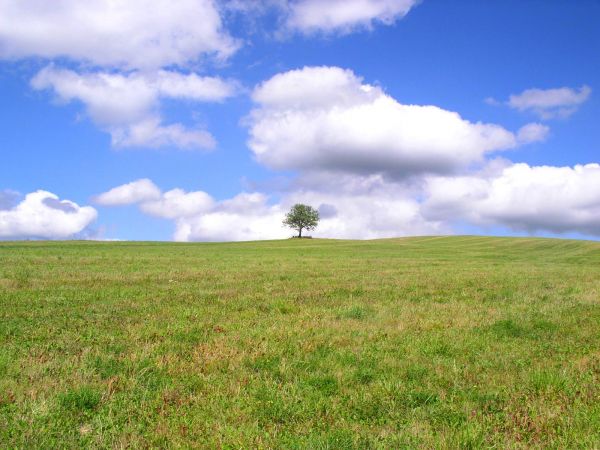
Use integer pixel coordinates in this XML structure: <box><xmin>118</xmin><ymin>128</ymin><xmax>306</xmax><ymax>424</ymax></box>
<box><xmin>283</xmin><ymin>204</ymin><xmax>320</xmax><ymax>238</ymax></box>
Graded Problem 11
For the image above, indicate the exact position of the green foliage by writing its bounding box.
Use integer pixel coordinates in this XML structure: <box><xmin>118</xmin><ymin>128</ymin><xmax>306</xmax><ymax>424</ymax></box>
<box><xmin>283</xmin><ymin>203</ymin><xmax>320</xmax><ymax>237</ymax></box>
<box><xmin>1</xmin><ymin>236</ymin><xmax>600</xmax><ymax>447</ymax></box>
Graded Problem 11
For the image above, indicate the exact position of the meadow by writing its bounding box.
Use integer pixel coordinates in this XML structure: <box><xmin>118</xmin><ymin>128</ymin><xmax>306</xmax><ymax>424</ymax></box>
<box><xmin>1</xmin><ymin>236</ymin><xmax>599</xmax><ymax>448</ymax></box>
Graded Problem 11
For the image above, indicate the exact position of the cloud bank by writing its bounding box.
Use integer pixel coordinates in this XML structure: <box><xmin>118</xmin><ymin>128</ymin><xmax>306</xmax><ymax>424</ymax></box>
<box><xmin>423</xmin><ymin>162</ymin><xmax>600</xmax><ymax>236</ymax></box>
<box><xmin>95</xmin><ymin>178</ymin><xmax>445</xmax><ymax>241</ymax></box>
<box><xmin>31</xmin><ymin>67</ymin><xmax>238</xmax><ymax>149</ymax></box>
<box><xmin>0</xmin><ymin>1</ymin><xmax>243</xmax><ymax>151</ymax></box>
<box><xmin>0</xmin><ymin>0</ymin><xmax>238</xmax><ymax>69</ymax></box>
<box><xmin>99</xmin><ymin>159</ymin><xmax>600</xmax><ymax>242</ymax></box>
<box><xmin>248</xmin><ymin>66</ymin><xmax>547</xmax><ymax>177</ymax></box>
<box><xmin>0</xmin><ymin>191</ymin><xmax>97</xmax><ymax>239</ymax></box>
<box><xmin>2</xmin><ymin>1</ymin><xmax>426</xmax><ymax>153</ymax></box>
<box><xmin>95</xmin><ymin>67</ymin><xmax>599</xmax><ymax>241</ymax></box>
<box><xmin>95</xmin><ymin>178</ymin><xmax>216</xmax><ymax>220</ymax></box>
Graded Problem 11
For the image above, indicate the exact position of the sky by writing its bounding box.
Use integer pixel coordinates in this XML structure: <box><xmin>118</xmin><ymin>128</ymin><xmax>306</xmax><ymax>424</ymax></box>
<box><xmin>1</xmin><ymin>0</ymin><xmax>599</xmax><ymax>242</ymax></box>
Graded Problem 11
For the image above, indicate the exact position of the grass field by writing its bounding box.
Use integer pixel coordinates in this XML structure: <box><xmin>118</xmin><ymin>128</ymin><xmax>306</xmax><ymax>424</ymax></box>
<box><xmin>1</xmin><ymin>236</ymin><xmax>599</xmax><ymax>448</ymax></box>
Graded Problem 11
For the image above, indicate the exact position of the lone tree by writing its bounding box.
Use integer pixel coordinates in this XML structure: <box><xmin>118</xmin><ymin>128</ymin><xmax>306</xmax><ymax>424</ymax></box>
<box><xmin>283</xmin><ymin>204</ymin><xmax>320</xmax><ymax>238</ymax></box>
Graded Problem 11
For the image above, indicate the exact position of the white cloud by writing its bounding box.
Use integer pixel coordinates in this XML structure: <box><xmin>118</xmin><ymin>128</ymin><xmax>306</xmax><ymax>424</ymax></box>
<box><xmin>280</xmin><ymin>178</ymin><xmax>445</xmax><ymax>239</ymax></box>
<box><xmin>516</xmin><ymin>123</ymin><xmax>550</xmax><ymax>144</ymax></box>
<box><xmin>31</xmin><ymin>66</ymin><xmax>237</xmax><ymax>149</ymax></box>
<box><xmin>5</xmin><ymin>1</ymin><xmax>423</xmax><ymax>153</ymax></box>
<box><xmin>110</xmin><ymin>118</ymin><xmax>216</xmax><ymax>150</ymax></box>
<box><xmin>190</xmin><ymin>161</ymin><xmax>600</xmax><ymax>240</ymax></box>
<box><xmin>140</xmin><ymin>189</ymin><xmax>215</xmax><ymax>219</ymax></box>
<box><xmin>174</xmin><ymin>186</ymin><xmax>446</xmax><ymax>241</ymax></box>
<box><xmin>96</xmin><ymin>180</ymin><xmax>262</xmax><ymax>241</ymax></box>
<box><xmin>173</xmin><ymin>192</ymin><xmax>288</xmax><ymax>242</ymax></box>
<box><xmin>94</xmin><ymin>179</ymin><xmax>161</xmax><ymax>206</ymax></box>
<box><xmin>3</xmin><ymin>1</ymin><xmax>242</xmax><ymax>151</ymax></box>
<box><xmin>97</xmin><ymin>176</ymin><xmax>445</xmax><ymax>241</ymax></box>
<box><xmin>221</xmin><ymin>0</ymin><xmax>418</xmax><ymax>36</ymax></box>
<box><xmin>285</xmin><ymin>0</ymin><xmax>419</xmax><ymax>34</ymax></box>
<box><xmin>423</xmin><ymin>162</ymin><xmax>600</xmax><ymax>236</ymax></box>
<box><xmin>91</xmin><ymin>67</ymin><xmax>599</xmax><ymax>242</ymax></box>
<box><xmin>507</xmin><ymin>85</ymin><xmax>591</xmax><ymax>119</ymax></box>
<box><xmin>99</xmin><ymin>160</ymin><xmax>600</xmax><ymax>241</ymax></box>
<box><xmin>0</xmin><ymin>0</ymin><xmax>238</xmax><ymax>69</ymax></box>
<box><xmin>95</xmin><ymin>179</ymin><xmax>214</xmax><ymax>219</ymax></box>
<box><xmin>0</xmin><ymin>190</ymin><xmax>97</xmax><ymax>239</ymax></box>
<box><xmin>248</xmin><ymin>66</ymin><xmax>546</xmax><ymax>177</ymax></box>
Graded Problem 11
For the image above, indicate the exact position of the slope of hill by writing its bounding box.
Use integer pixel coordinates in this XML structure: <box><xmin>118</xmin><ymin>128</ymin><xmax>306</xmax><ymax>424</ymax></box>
<box><xmin>1</xmin><ymin>236</ymin><xmax>599</xmax><ymax>447</ymax></box>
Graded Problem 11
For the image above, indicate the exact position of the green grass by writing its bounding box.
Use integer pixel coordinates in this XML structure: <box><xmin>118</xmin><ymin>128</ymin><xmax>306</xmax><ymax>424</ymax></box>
<box><xmin>1</xmin><ymin>236</ymin><xmax>599</xmax><ymax>448</ymax></box>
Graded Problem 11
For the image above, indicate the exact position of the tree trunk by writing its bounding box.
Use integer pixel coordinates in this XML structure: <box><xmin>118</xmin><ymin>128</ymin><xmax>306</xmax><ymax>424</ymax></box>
<box><xmin>298</xmin><ymin>227</ymin><xmax>302</xmax><ymax>238</ymax></box>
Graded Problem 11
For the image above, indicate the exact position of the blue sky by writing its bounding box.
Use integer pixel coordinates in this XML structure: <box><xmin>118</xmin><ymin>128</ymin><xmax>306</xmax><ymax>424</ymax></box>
<box><xmin>1</xmin><ymin>0</ymin><xmax>599</xmax><ymax>241</ymax></box>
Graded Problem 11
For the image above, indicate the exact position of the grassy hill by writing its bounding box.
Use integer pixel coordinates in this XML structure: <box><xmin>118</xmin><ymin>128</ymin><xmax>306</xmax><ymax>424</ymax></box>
<box><xmin>1</xmin><ymin>236</ymin><xmax>599</xmax><ymax>448</ymax></box>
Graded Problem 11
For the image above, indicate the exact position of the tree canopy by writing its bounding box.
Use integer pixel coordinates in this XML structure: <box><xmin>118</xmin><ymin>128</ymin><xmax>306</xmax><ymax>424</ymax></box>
<box><xmin>283</xmin><ymin>204</ymin><xmax>320</xmax><ymax>238</ymax></box>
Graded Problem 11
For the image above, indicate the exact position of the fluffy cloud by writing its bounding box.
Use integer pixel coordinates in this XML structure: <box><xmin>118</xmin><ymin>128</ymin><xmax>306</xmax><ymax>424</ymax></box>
<box><xmin>173</xmin><ymin>192</ymin><xmax>288</xmax><ymax>242</ymax></box>
<box><xmin>0</xmin><ymin>0</ymin><xmax>420</xmax><ymax>70</ymax></box>
<box><xmin>94</xmin><ymin>179</ymin><xmax>161</xmax><ymax>206</ymax></box>
<box><xmin>96</xmin><ymin>180</ymin><xmax>266</xmax><ymax>241</ymax></box>
<box><xmin>99</xmin><ymin>161</ymin><xmax>600</xmax><ymax>240</ymax></box>
<box><xmin>0</xmin><ymin>190</ymin><xmax>97</xmax><ymax>239</ymax></box>
<box><xmin>280</xmin><ymin>177</ymin><xmax>445</xmax><ymax>239</ymax></box>
<box><xmin>140</xmin><ymin>189</ymin><xmax>215</xmax><ymax>219</ymax></box>
<box><xmin>198</xmin><ymin>159</ymin><xmax>600</xmax><ymax>240</ymax></box>
<box><xmin>95</xmin><ymin>179</ymin><xmax>214</xmax><ymax>219</ymax></box>
<box><xmin>174</xmin><ymin>186</ymin><xmax>444</xmax><ymax>242</ymax></box>
<box><xmin>222</xmin><ymin>0</ymin><xmax>418</xmax><ymax>35</ymax></box>
<box><xmin>6</xmin><ymin>2</ymin><xmax>242</xmax><ymax>151</ymax></box>
<box><xmin>248</xmin><ymin>66</ymin><xmax>547</xmax><ymax>177</ymax></box>
<box><xmin>285</xmin><ymin>0</ymin><xmax>419</xmax><ymax>34</ymax></box>
<box><xmin>31</xmin><ymin>67</ymin><xmax>237</xmax><ymax>149</ymax></box>
<box><xmin>0</xmin><ymin>0</ymin><xmax>238</xmax><ymax>69</ymax></box>
<box><xmin>423</xmin><ymin>162</ymin><xmax>600</xmax><ymax>236</ymax></box>
<box><xmin>507</xmin><ymin>85</ymin><xmax>591</xmax><ymax>119</ymax></box>
<box><xmin>97</xmin><ymin>177</ymin><xmax>445</xmax><ymax>241</ymax></box>
<box><xmin>515</xmin><ymin>123</ymin><xmax>550</xmax><ymax>144</ymax></box>
<box><xmin>7</xmin><ymin>2</ymin><xmax>422</xmax><ymax>152</ymax></box>
<box><xmin>93</xmin><ymin>67</ymin><xmax>600</xmax><ymax>241</ymax></box>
